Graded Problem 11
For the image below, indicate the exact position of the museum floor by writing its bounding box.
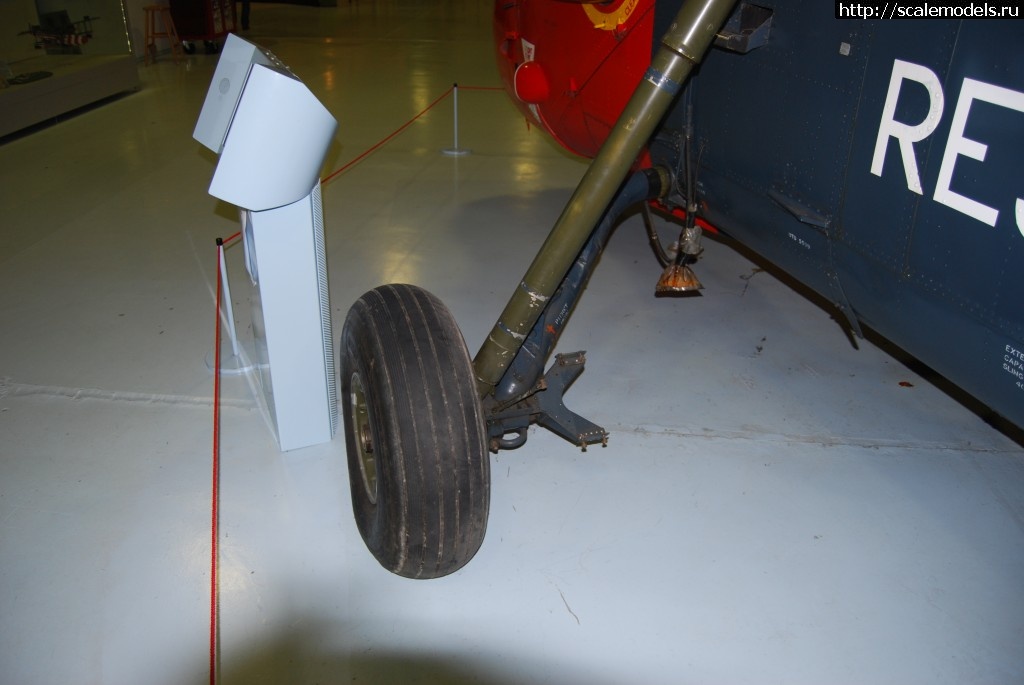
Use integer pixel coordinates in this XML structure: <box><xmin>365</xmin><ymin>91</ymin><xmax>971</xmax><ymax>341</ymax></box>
<box><xmin>2</xmin><ymin>1</ymin><xmax>1023</xmax><ymax>683</ymax></box>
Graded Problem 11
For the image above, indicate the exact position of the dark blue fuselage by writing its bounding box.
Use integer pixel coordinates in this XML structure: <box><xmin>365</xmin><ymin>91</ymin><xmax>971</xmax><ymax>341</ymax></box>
<box><xmin>656</xmin><ymin>2</ymin><xmax>1024</xmax><ymax>428</ymax></box>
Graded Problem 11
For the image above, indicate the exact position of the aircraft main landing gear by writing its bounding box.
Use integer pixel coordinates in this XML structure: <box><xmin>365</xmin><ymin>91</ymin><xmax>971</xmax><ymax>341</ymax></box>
<box><xmin>340</xmin><ymin>0</ymin><xmax>736</xmax><ymax>577</ymax></box>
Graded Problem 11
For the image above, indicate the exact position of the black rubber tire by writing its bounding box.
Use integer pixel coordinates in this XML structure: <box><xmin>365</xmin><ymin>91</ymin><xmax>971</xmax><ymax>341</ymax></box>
<box><xmin>340</xmin><ymin>284</ymin><xmax>490</xmax><ymax>578</ymax></box>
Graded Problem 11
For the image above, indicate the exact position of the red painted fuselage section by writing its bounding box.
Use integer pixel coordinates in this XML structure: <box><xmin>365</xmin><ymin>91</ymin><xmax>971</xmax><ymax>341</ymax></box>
<box><xmin>493</xmin><ymin>0</ymin><xmax>656</xmax><ymax>159</ymax></box>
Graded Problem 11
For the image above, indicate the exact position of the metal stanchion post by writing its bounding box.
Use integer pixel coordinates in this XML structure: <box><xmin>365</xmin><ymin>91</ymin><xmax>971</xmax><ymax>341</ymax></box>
<box><xmin>442</xmin><ymin>83</ymin><xmax>471</xmax><ymax>156</ymax></box>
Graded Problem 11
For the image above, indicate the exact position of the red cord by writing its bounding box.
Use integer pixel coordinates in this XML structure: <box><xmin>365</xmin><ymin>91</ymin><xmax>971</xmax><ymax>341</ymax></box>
<box><xmin>210</xmin><ymin>239</ymin><xmax>223</xmax><ymax>685</ymax></box>
<box><xmin>319</xmin><ymin>84</ymin><xmax>503</xmax><ymax>186</ymax></box>
<box><xmin>321</xmin><ymin>85</ymin><xmax>457</xmax><ymax>186</ymax></box>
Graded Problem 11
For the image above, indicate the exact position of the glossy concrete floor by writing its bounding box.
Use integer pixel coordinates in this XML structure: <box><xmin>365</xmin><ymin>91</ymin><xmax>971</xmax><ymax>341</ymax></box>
<box><xmin>2</xmin><ymin>2</ymin><xmax>1024</xmax><ymax>683</ymax></box>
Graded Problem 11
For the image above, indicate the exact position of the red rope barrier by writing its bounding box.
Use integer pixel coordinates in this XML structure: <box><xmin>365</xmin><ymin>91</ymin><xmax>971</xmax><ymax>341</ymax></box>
<box><xmin>319</xmin><ymin>83</ymin><xmax>501</xmax><ymax>186</ymax></box>
<box><xmin>210</xmin><ymin>238</ymin><xmax>223</xmax><ymax>685</ymax></box>
<box><xmin>321</xmin><ymin>85</ymin><xmax>455</xmax><ymax>186</ymax></box>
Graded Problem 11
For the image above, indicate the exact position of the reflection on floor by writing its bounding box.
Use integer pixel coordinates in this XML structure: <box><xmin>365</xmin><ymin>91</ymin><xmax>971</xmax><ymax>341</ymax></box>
<box><xmin>1</xmin><ymin>2</ymin><xmax>1022</xmax><ymax>684</ymax></box>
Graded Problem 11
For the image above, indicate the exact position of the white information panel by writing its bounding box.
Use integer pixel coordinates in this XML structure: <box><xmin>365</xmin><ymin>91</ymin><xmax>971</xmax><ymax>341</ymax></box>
<box><xmin>196</xmin><ymin>34</ymin><xmax>338</xmax><ymax>451</ymax></box>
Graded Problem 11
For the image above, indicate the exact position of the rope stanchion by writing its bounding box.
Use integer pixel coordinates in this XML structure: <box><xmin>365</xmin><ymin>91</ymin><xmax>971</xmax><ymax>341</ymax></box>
<box><xmin>210</xmin><ymin>230</ymin><xmax>240</xmax><ymax>685</ymax></box>
<box><xmin>210</xmin><ymin>237</ymin><xmax>223</xmax><ymax>685</ymax></box>
<box><xmin>442</xmin><ymin>83</ymin><xmax>471</xmax><ymax>157</ymax></box>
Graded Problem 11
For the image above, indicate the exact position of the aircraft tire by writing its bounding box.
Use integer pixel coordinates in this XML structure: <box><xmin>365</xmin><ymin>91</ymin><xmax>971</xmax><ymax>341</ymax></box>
<box><xmin>340</xmin><ymin>284</ymin><xmax>490</xmax><ymax>579</ymax></box>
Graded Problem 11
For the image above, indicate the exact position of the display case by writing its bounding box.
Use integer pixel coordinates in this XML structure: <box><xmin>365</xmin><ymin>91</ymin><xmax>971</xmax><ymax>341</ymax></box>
<box><xmin>0</xmin><ymin>0</ymin><xmax>139</xmax><ymax>138</ymax></box>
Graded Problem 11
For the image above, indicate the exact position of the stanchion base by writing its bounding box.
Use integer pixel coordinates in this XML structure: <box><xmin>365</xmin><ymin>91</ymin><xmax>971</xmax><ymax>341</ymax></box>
<box><xmin>442</xmin><ymin>147</ymin><xmax>471</xmax><ymax>156</ymax></box>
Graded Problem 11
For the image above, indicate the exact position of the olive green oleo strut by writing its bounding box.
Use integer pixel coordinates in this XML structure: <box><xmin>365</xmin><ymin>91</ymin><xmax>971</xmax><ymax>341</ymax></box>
<box><xmin>472</xmin><ymin>0</ymin><xmax>740</xmax><ymax>398</ymax></box>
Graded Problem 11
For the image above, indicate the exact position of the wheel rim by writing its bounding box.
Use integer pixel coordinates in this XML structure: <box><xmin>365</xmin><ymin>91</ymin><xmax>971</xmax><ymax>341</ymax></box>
<box><xmin>349</xmin><ymin>372</ymin><xmax>378</xmax><ymax>504</ymax></box>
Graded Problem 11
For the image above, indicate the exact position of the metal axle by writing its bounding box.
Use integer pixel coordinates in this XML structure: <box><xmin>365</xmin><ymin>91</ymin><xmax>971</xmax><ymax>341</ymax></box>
<box><xmin>472</xmin><ymin>0</ymin><xmax>739</xmax><ymax>398</ymax></box>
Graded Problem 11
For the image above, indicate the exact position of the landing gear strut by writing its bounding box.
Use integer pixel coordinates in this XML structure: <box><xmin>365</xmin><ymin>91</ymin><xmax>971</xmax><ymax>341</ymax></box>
<box><xmin>340</xmin><ymin>0</ymin><xmax>738</xmax><ymax>576</ymax></box>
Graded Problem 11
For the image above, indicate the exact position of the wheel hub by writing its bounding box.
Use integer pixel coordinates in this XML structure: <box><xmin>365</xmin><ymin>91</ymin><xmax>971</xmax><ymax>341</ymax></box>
<box><xmin>349</xmin><ymin>372</ymin><xmax>378</xmax><ymax>504</ymax></box>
